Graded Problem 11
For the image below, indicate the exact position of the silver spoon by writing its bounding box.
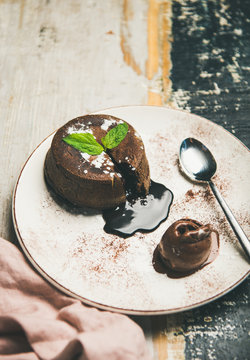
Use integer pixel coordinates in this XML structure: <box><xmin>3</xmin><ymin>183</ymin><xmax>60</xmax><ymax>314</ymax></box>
<box><xmin>179</xmin><ymin>137</ymin><xmax>250</xmax><ymax>260</ymax></box>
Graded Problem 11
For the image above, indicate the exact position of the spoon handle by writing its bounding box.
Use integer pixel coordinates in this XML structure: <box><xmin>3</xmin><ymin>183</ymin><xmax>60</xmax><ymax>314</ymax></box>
<box><xmin>209</xmin><ymin>180</ymin><xmax>250</xmax><ymax>260</ymax></box>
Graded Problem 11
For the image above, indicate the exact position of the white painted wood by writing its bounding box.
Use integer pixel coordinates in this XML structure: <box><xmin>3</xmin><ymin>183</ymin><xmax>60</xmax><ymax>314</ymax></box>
<box><xmin>0</xmin><ymin>1</ymin><xmax>179</xmax><ymax>358</ymax></box>
<box><xmin>0</xmin><ymin>0</ymin><xmax>151</xmax><ymax>240</ymax></box>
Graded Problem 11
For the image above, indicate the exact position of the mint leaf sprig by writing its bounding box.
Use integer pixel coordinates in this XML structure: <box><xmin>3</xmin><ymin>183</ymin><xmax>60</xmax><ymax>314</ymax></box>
<box><xmin>63</xmin><ymin>122</ymin><xmax>129</xmax><ymax>155</ymax></box>
<box><xmin>101</xmin><ymin>122</ymin><xmax>128</xmax><ymax>151</ymax></box>
<box><xmin>62</xmin><ymin>133</ymin><xmax>104</xmax><ymax>155</ymax></box>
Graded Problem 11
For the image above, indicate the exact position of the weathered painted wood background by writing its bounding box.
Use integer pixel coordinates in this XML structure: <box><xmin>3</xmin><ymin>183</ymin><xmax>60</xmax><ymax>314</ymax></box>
<box><xmin>0</xmin><ymin>0</ymin><xmax>249</xmax><ymax>359</ymax></box>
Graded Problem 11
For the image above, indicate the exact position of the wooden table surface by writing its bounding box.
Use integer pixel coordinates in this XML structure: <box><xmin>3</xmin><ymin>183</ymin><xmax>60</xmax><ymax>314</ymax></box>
<box><xmin>0</xmin><ymin>1</ymin><xmax>249</xmax><ymax>359</ymax></box>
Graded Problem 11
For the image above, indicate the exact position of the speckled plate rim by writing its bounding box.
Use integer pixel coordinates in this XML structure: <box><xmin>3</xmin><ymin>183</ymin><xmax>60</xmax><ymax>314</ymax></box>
<box><xmin>12</xmin><ymin>105</ymin><xmax>250</xmax><ymax>316</ymax></box>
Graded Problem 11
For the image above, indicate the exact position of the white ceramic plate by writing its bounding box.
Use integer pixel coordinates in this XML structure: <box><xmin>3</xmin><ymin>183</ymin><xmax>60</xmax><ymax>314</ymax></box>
<box><xmin>12</xmin><ymin>106</ymin><xmax>250</xmax><ymax>315</ymax></box>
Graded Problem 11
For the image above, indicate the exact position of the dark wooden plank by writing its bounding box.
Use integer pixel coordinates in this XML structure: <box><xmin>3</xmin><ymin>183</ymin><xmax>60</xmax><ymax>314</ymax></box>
<box><xmin>169</xmin><ymin>0</ymin><xmax>250</xmax><ymax>358</ymax></box>
<box><xmin>171</xmin><ymin>0</ymin><xmax>250</xmax><ymax>148</ymax></box>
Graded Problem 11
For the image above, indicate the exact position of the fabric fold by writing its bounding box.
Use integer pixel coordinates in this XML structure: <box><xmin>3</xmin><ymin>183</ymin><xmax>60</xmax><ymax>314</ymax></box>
<box><xmin>0</xmin><ymin>238</ymin><xmax>151</xmax><ymax>360</ymax></box>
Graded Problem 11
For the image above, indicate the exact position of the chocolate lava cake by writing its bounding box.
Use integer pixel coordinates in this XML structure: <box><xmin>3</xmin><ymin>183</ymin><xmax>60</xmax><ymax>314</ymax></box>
<box><xmin>44</xmin><ymin>114</ymin><xmax>150</xmax><ymax>209</ymax></box>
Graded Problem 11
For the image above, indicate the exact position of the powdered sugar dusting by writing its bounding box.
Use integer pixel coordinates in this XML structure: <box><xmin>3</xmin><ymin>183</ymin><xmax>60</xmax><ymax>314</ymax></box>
<box><xmin>81</xmin><ymin>152</ymin><xmax>91</xmax><ymax>161</ymax></box>
<box><xmin>91</xmin><ymin>152</ymin><xmax>106</xmax><ymax>168</ymax></box>
<box><xmin>88</xmin><ymin>152</ymin><xmax>114</xmax><ymax>177</ymax></box>
<box><xmin>79</xmin><ymin>150</ymin><xmax>115</xmax><ymax>178</ymax></box>
<box><xmin>100</xmin><ymin>118</ymin><xmax>123</xmax><ymax>131</ymax></box>
<box><xmin>67</xmin><ymin>123</ymin><xmax>94</xmax><ymax>135</ymax></box>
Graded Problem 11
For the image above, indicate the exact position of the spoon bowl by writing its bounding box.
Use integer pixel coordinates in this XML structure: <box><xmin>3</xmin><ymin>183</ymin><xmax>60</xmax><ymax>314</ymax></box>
<box><xmin>179</xmin><ymin>137</ymin><xmax>250</xmax><ymax>260</ymax></box>
<box><xmin>179</xmin><ymin>138</ymin><xmax>217</xmax><ymax>182</ymax></box>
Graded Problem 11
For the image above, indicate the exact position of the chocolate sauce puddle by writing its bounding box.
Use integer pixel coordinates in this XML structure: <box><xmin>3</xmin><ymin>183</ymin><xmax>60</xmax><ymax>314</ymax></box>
<box><xmin>102</xmin><ymin>180</ymin><xmax>173</xmax><ymax>238</ymax></box>
<box><xmin>152</xmin><ymin>231</ymin><xmax>219</xmax><ymax>278</ymax></box>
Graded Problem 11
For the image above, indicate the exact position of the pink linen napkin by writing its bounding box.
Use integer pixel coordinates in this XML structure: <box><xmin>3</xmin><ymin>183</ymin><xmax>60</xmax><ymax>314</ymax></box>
<box><xmin>0</xmin><ymin>238</ymin><xmax>151</xmax><ymax>360</ymax></box>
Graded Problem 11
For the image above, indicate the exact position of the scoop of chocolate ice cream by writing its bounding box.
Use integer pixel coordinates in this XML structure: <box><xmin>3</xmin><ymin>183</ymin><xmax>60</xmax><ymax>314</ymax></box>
<box><xmin>158</xmin><ymin>219</ymin><xmax>213</xmax><ymax>273</ymax></box>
